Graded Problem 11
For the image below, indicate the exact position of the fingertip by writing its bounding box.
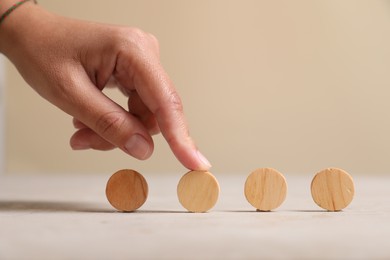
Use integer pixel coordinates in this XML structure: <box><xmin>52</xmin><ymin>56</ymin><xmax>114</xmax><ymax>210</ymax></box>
<box><xmin>195</xmin><ymin>150</ymin><xmax>212</xmax><ymax>170</ymax></box>
<box><xmin>175</xmin><ymin>146</ymin><xmax>212</xmax><ymax>171</ymax></box>
<box><xmin>70</xmin><ymin>132</ymin><xmax>90</xmax><ymax>150</ymax></box>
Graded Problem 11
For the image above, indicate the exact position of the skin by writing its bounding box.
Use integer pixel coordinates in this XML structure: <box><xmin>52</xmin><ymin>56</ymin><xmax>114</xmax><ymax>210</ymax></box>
<box><xmin>0</xmin><ymin>1</ymin><xmax>211</xmax><ymax>170</ymax></box>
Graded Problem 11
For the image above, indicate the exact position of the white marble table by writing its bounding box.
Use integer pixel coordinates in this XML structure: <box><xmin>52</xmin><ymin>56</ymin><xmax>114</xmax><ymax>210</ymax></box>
<box><xmin>0</xmin><ymin>174</ymin><xmax>389</xmax><ymax>259</ymax></box>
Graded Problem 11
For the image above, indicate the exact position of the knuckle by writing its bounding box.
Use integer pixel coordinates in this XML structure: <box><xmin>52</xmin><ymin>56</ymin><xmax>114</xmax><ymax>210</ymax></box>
<box><xmin>95</xmin><ymin>111</ymin><xmax>126</xmax><ymax>137</ymax></box>
<box><xmin>115</xmin><ymin>27</ymin><xmax>158</xmax><ymax>55</ymax></box>
<box><xmin>127</xmin><ymin>28</ymin><xmax>147</xmax><ymax>45</ymax></box>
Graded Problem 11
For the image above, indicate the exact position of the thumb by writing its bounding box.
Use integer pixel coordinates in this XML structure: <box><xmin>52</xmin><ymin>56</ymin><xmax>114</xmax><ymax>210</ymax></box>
<box><xmin>64</xmin><ymin>78</ymin><xmax>154</xmax><ymax>160</ymax></box>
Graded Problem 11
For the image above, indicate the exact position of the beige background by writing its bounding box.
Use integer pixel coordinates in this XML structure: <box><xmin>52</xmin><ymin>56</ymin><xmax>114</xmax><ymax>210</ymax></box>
<box><xmin>3</xmin><ymin>0</ymin><xmax>390</xmax><ymax>175</ymax></box>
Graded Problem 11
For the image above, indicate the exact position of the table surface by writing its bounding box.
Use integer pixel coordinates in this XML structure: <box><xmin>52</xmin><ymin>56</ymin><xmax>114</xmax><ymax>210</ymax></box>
<box><xmin>0</xmin><ymin>173</ymin><xmax>389</xmax><ymax>259</ymax></box>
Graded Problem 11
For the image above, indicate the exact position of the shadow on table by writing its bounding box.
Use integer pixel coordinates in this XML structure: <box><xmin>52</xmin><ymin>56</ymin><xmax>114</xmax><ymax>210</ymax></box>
<box><xmin>221</xmin><ymin>210</ymin><xmax>275</xmax><ymax>213</ymax></box>
<box><xmin>0</xmin><ymin>200</ymin><xmax>114</xmax><ymax>213</ymax></box>
<box><xmin>132</xmin><ymin>210</ymin><xmax>187</xmax><ymax>214</ymax></box>
<box><xmin>0</xmin><ymin>201</ymin><xmax>328</xmax><ymax>214</ymax></box>
<box><xmin>223</xmin><ymin>209</ymin><xmax>327</xmax><ymax>213</ymax></box>
<box><xmin>0</xmin><ymin>200</ymin><xmax>186</xmax><ymax>214</ymax></box>
<box><xmin>286</xmin><ymin>209</ymin><xmax>329</xmax><ymax>213</ymax></box>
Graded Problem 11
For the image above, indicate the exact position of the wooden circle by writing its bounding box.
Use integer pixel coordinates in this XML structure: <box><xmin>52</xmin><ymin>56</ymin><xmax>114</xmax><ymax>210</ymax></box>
<box><xmin>244</xmin><ymin>168</ymin><xmax>287</xmax><ymax>211</ymax></box>
<box><xmin>311</xmin><ymin>168</ymin><xmax>354</xmax><ymax>211</ymax></box>
<box><xmin>177</xmin><ymin>171</ymin><xmax>220</xmax><ymax>213</ymax></box>
<box><xmin>106</xmin><ymin>169</ymin><xmax>148</xmax><ymax>212</ymax></box>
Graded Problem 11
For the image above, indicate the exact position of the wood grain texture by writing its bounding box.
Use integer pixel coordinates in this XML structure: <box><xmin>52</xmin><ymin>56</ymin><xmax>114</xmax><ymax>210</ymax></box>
<box><xmin>244</xmin><ymin>168</ymin><xmax>287</xmax><ymax>211</ymax></box>
<box><xmin>177</xmin><ymin>171</ymin><xmax>220</xmax><ymax>213</ymax></box>
<box><xmin>311</xmin><ymin>168</ymin><xmax>354</xmax><ymax>211</ymax></box>
<box><xmin>106</xmin><ymin>169</ymin><xmax>148</xmax><ymax>212</ymax></box>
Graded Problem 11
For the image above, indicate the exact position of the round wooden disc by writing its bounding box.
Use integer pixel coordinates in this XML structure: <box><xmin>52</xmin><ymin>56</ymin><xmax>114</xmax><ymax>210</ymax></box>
<box><xmin>177</xmin><ymin>171</ymin><xmax>220</xmax><ymax>213</ymax></box>
<box><xmin>244</xmin><ymin>168</ymin><xmax>287</xmax><ymax>211</ymax></box>
<box><xmin>106</xmin><ymin>169</ymin><xmax>148</xmax><ymax>212</ymax></box>
<box><xmin>311</xmin><ymin>168</ymin><xmax>354</xmax><ymax>211</ymax></box>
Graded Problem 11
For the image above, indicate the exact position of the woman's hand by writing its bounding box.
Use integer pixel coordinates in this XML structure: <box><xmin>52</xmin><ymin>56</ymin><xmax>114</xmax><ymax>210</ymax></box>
<box><xmin>0</xmin><ymin>2</ymin><xmax>211</xmax><ymax>170</ymax></box>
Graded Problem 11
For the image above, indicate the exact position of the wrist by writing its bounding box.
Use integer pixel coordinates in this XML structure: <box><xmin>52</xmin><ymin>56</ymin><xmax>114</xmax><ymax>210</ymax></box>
<box><xmin>0</xmin><ymin>0</ymin><xmax>23</xmax><ymax>14</ymax></box>
<box><xmin>0</xmin><ymin>0</ymin><xmax>41</xmax><ymax>55</ymax></box>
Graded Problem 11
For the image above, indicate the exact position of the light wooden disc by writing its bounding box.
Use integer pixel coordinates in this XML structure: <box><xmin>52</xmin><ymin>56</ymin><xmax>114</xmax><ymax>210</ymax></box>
<box><xmin>244</xmin><ymin>168</ymin><xmax>287</xmax><ymax>211</ymax></box>
<box><xmin>106</xmin><ymin>169</ymin><xmax>148</xmax><ymax>212</ymax></box>
<box><xmin>311</xmin><ymin>168</ymin><xmax>354</xmax><ymax>211</ymax></box>
<box><xmin>177</xmin><ymin>171</ymin><xmax>220</xmax><ymax>213</ymax></box>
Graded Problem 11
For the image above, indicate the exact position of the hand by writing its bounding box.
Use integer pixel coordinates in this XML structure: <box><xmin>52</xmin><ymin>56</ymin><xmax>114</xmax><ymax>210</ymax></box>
<box><xmin>0</xmin><ymin>3</ymin><xmax>211</xmax><ymax>170</ymax></box>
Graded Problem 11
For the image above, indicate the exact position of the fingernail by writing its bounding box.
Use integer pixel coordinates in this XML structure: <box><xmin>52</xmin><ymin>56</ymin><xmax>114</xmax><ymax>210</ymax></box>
<box><xmin>125</xmin><ymin>134</ymin><xmax>151</xmax><ymax>160</ymax></box>
<box><xmin>197</xmin><ymin>150</ymin><xmax>212</xmax><ymax>169</ymax></box>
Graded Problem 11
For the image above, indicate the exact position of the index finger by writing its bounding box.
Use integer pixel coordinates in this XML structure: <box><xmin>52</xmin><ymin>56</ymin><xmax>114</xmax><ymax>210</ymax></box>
<box><xmin>129</xmin><ymin>54</ymin><xmax>211</xmax><ymax>170</ymax></box>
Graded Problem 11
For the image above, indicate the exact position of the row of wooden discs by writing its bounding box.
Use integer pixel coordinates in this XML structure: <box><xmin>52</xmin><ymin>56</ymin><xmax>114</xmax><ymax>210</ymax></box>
<box><xmin>106</xmin><ymin>167</ymin><xmax>355</xmax><ymax>213</ymax></box>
